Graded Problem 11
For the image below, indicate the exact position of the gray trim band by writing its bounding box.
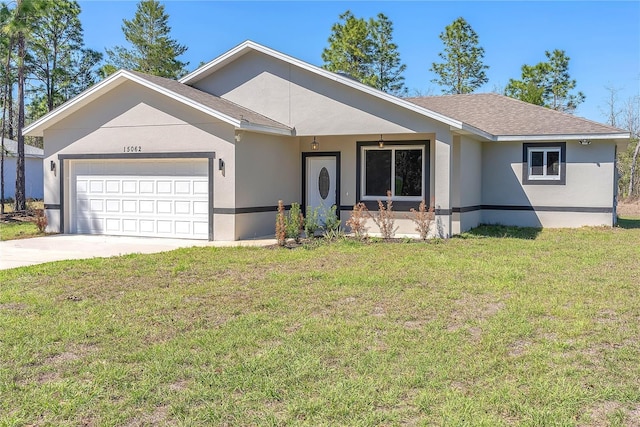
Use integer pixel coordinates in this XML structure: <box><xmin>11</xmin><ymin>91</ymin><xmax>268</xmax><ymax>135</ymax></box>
<box><xmin>44</xmin><ymin>204</ymin><xmax>61</xmax><ymax>210</ymax></box>
<box><xmin>480</xmin><ymin>205</ymin><xmax>613</xmax><ymax>213</ymax></box>
<box><xmin>213</xmin><ymin>205</ymin><xmax>292</xmax><ymax>215</ymax></box>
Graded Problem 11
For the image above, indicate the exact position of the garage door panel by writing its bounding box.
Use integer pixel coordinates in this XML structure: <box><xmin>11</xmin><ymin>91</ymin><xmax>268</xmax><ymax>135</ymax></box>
<box><xmin>106</xmin><ymin>181</ymin><xmax>120</xmax><ymax>193</ymax></box>
<box><xmin>73</xmin><ymin>169</ymin><xmax>209</xmax><ymax>240</ymax></box>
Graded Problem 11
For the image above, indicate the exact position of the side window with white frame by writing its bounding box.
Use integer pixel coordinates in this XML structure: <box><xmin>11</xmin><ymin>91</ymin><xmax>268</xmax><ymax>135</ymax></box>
<box><xmin>522</xmin><ymin>142</ymin><xmax>566</xmax><ymax>185</ymax></box>
<box><xmin>359</xmin><ymin>142</ymin><xmax>427</xmax><ymax>201</ymax></box>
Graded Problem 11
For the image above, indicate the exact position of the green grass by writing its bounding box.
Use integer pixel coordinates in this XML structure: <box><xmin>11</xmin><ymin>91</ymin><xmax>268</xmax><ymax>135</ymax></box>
<box><xmin>1</xmin><ymin>225</ymin><xmax>639</xmax><ymax>426</ymax></box>
<box><xmin>0</xmin><ymin>220</ymin><xmax>43</xmax><ymax>240</ymax></box>
<box><xmin>1</xmin><ymin>200</ymin><xmax>45</xmax><ymax>240</ymax></box>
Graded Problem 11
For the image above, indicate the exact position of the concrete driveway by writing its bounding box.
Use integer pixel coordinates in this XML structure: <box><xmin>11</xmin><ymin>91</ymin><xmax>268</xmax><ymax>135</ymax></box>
<box><xmin>0</xmin><ymin>234</ymin><xmax>276</xmax><ymax>270</ymax></box>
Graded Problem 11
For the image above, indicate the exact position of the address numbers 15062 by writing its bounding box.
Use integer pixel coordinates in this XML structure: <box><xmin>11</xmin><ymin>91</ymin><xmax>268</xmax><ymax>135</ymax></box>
<box><xmin>124</xmin><ymin>146</ymin><xmax>142</xmax><ymax>153</ymax></box>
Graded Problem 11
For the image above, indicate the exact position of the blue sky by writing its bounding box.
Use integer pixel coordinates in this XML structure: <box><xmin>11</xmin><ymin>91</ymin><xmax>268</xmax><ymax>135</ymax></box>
<box><xmin>78</xmin><ymin>1</ymin><xmax>640</xmax><ymax>124</ymax></box>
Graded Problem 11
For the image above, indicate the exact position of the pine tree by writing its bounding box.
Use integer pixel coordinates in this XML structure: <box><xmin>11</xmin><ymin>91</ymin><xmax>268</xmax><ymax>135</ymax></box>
<box><xmin>321</xmin><ymin>10</ymin><xmax>373</xmax><ymax>84</ymax></box>
<box><xmin>105</xmin><ymin>0</ymin><xmax>187</xmax><ymax>79</ymax></box>
<box><xmin>430</xmin><ymin>17</ymin><xmax>489</xmax><ymax>94</ymax></box>
<box><xmin>322</xmin><ymin>10</ymin><xmax>407</xmax><ymax>95</ymax></box>
<box><xmin>27</xmin><ymin>0</ymin><xmax>102</xmax><ymax>114</ymax></box>
<box><xmin>505</xmin><ymin>49</ymin><xmax>585</xmax><ymax>113</ymax></box>
<box><xmin>0</xmin><ymin>0</ymin><xmax>46</xmax><ymax>211</ymax></box>
<box><xmin>369</xmin><ymin>13</ymin><xmax>406</xmax><ymax>95</ymax></box>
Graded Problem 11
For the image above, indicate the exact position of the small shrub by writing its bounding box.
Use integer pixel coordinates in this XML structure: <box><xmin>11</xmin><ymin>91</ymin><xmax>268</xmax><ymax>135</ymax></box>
<box><xmin>275</xmin><ymin>200</ymin><xmax>286</xmax><ymax>246</ymax></box>
<box><xmin>409</xmin><ymin>199</ymin><xmax>435</xmax><ymax>240</ymax></box>
<box><xmin>286</xmin><ymin>202</ymin><xmax>304</xmax><ymax>243</ymax></box>
<box><xmin>33</xmin><ymin>209</ymin><xmax>48</xmax><ymax>233</ymax></box>
<box><xmin>322</xmin><ymin>205</ymin><xmax>343</xmax><ymax>239</ymax></box>
<box><xmin>304</xmin><ymin>206</ymin><xmax>320</xmax><ymax>238</ymax></box>
<box><xmin>345</xmin><ymin>202</ymin><xmax>369</xmax><ymax>240</ymax></box>
<box><xmin>369</xmin><ymin>191</ymin><xmax>397</xmax><ymax>239</ymax></box>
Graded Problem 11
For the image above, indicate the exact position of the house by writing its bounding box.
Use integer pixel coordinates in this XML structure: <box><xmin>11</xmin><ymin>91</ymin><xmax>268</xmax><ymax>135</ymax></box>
<box><xmin>23</xmin><ymin>41</ymin><xmax>629</xmax><ymax>240</ymax></box>
<box><xmin>1</xmin><ymin>138</ymin><xmax>44</xmax><ymax>200</ymax></box>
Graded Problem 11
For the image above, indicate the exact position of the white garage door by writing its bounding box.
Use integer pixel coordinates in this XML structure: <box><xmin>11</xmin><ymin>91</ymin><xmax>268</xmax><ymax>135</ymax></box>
<box><xmin>71</xmin><ymin>161</ymin><xmax>210</xmax><ymax>239</ymax></box>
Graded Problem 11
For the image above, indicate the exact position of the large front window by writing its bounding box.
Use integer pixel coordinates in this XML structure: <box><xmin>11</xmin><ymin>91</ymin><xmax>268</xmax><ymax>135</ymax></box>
<box><xmin>362</xmin><ymin>146</ymin><xmax>424</xmax><ymax>200</ymax></box>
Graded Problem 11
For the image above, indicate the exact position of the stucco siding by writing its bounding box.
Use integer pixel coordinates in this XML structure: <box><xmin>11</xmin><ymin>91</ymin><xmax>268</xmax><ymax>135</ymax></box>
<box><xmin>192</xmin><ymin>50</ymin><xmax>450</xmax><ymax>136</ymax></box>
<box><xmin>451</xmin><ymin>136</ymin><xmax>482</xmax><ymax>233</ymax></box>
<box><xmin>41</xmin><ymin>81</ymin><xmax>238</xmax><ymax>238</ymax></box>
<box><xmin>481</xmin><ymin>140</ymin><xmax>616</xmax><ymax>227</ymax></box>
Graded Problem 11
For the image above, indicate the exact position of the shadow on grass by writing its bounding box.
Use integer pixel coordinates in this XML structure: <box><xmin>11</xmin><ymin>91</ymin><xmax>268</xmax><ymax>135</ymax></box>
<box><xmin>617</xmin><ymin>217</ymin><xmax>640</xmax><ymax>229</ymax></box>
<box><xmin>458</xmin><ymin>224</ymin><xmax>542</xmax><ymax>240</ymax></box>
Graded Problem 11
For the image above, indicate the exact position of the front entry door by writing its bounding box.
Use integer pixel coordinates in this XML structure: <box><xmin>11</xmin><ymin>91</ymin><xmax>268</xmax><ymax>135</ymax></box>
<box><xmin>305</xmin><ymin>155</ymin><xmax>338</xmax><ymax>222</ymax></box>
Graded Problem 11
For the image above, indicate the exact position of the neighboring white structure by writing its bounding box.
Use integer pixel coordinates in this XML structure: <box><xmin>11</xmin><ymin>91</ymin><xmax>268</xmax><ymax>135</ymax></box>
<box><xmin>24</xmin><ymin>41</ymin><xmax>630</xmax><ymax>240</ymax></box>
<box><xmin>1</xmin><ymin>138</ymin><xmax>44</xmax><ymax>200</ymax></box>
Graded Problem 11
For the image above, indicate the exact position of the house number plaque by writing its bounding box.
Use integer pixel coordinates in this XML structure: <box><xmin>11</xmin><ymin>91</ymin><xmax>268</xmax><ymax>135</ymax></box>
<box><xmin>123</xmin><ymin>146</ymin><xmax>142</xmax><ymax>153</ymax></box>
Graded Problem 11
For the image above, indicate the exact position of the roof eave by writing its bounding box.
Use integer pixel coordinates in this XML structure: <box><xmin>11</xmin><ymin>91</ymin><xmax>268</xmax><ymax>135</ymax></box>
<box><xmin>24</xmin><ymin>69</ymin><xmax>274</xmax><ymax>137</ymax></box>
<box><xmin>494</xmin><ymin>133</ymin><xmax>631</xmax><ymax>142</ymax></box>
<box><xmin>23</xmin><ymin>71</ymin><xmax>130</xmax><ymax>137</ymax></box>
<box><xmin>237</xmin><ymin>121</ymin><xmax>293</xmax><ymax>136</ymax></box>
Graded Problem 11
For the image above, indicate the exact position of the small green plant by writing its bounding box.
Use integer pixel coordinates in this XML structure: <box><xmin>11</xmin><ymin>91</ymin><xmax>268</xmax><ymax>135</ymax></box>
<box><xmin>304</xmin><ymin>205</ymin><xmax>320</xmax><ymax>238</ymax></box>
<box><xmin>286</xmin><ymin>202</ymin><xmax>304</xmax><ymax>243</ymax></box>
<box><xmin>345</xmin><ymin>202</ymin><xmax>369</xmax><ymax>240</ymax></box>
<box><xmin>275</xmin><ymin>200</ymin><xmax>286</xmax><ymax>246</ymax></box>
<box><xmin>369</xmin><ymin>191</ymin><xmax>397</xmax><ymax>239</ymax></box>
<box><xmin>33</xmin><ymin>209</ymin><xmax>48</xmax><ymax>233</ymax></box>
<box><xmin>322</xmin><ymin>204</ymin><xmax>343</xmax><ymax>239</ymax></box>
<box><xmin>409</xmin><ymin>199</ymin><xmax>435</xmax><ymax>240</ymax></box>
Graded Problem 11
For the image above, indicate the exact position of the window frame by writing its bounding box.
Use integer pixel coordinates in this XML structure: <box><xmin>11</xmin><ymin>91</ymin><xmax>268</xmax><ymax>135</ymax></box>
<box><xmin>522</xmin><ymin>142</ymin><xmax>566</xmax><ymax>185</ymax></box>
<box><xmin>356</xmin><ymin>140</ymin><xmax>430</xmax><ymax>210</ymax></box>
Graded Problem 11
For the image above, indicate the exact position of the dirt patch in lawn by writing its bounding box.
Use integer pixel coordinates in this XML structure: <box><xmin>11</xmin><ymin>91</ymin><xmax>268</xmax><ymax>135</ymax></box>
<box><xmin>617</xmin><ymin>200</ymin><xmax>640</xmax><ymax>217</ymax></box>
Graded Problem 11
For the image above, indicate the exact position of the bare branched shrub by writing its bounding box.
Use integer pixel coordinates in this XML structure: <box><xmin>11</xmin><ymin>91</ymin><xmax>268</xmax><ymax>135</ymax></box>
<box><xmin>275</xmin><ymin>200</ymin><xmax>286</xmax><ymax>246</ymax></box>
<box><xmin>369</xmin><ymin>191</ymin><xmax>397</xmax><ymax>239</ymax></box>
<box><xmin>33</xmin><ymin>209</ymin><xmax>47</xmax><ymax>233</ymax></box>
<box><xmin>345</xmin><ymin>202</ymin><xmax>369</xmax><ymax>240</ymax></box>
<box><xmin>409</xmin><ymin>199</ymin><xmax>435</xmax><ymax>240</ymax></box>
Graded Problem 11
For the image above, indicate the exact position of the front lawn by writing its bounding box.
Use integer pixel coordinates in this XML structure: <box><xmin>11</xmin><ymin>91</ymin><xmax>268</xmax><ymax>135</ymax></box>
<box><xmin>1</xmin><ymin>224</ymin><xmax>639</xmax><ymax>426</ymax></box>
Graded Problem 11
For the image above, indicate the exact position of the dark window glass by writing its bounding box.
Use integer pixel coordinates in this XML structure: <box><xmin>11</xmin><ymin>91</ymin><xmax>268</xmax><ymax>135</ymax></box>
<box><xmin>395</xmin><ymin>149</ymin><xmax>422</xmax><ymax>196</ymax></box>
<box><xmin>530</xmin><ymin>151</ymin><xmax>544</xmax><ymax>175</ymax></box>
<box><xmin>547</xmin><ymin>151</ymin><xmax>560</xmax><ymax>176</ymax></box>
<box><xmin>365</xmin><ymin>150</ymin><xmax>391</xmax><ymax>196</ymax></box>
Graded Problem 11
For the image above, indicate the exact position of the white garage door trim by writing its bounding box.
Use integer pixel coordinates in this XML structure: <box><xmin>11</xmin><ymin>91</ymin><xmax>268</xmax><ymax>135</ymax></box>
<box><xmin>59</xmin><ymin>152</ymin><xmax>215</xmax><ymax>240</ymax></box>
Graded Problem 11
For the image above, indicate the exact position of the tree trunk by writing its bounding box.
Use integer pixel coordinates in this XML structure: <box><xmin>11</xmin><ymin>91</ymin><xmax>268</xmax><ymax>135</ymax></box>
<box><xmin>629</xmin><ymin>141</ymin><xmax>640</xmax><ymax>198</ymax></box>
<box><xmin>14</xmin><ymin>30</ymin><xmax>26</xmax><ymax>212</ymax></box>
<box><xmin>1</xmin><ymin>36</ymin><xmax>14</xmax><ymax>214</ymax></box>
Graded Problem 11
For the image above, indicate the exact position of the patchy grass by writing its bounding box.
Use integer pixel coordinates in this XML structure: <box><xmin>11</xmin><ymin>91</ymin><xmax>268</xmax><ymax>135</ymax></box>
<box><xmin>0</xmin><ymin>220</ymin><xmax>43</xmax><ymax>240</ymax></box>
<box><xmin>1</xmin><ymin>200</ymin><xmax>46</xmax><ymax>240</ymax></box>
<box><xmin>1</xmin><ymin>226</ymin><xmax>639</xmax><ymax>426</ymax></box>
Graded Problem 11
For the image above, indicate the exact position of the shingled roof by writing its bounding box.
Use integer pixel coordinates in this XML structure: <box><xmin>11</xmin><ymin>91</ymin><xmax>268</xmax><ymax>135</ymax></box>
<box><xmin>406</xmin><ymin>93</ymin><xmax>627</xmax><ymax>139</ymax></box>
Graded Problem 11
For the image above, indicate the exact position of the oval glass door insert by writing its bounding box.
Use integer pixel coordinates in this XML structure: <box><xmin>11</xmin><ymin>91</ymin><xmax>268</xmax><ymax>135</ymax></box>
<box><xmin>318</xmin><ymin>167</ymin><xmax>330</xmax><ymax>200</ymax></box>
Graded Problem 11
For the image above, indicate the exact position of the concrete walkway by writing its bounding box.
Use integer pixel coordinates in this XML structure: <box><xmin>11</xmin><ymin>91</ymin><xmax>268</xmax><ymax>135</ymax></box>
<box><xmin>0</xmin><ymin>234</ymin><xmax>276</xmax><ymax>270</ymax></box>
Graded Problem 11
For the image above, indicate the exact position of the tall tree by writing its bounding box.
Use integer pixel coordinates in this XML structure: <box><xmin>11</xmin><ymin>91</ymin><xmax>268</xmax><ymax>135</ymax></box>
<box><xmin>1</xmin><ymin>0</ymin><xmax>45</xmax><ymax>211</ymax></box>
<box><xmin>27</xmin><ymin>0</ymin><xmax>102</xmax><ymax>114</ymax></box>
<box><xmin>505</xmin><ymin>49</ymin><xmax>585</xmax><ymax>113</ymax></box>
<box><xmin>430</xmin><ymin>17</ymin><xmax>489</xmax><ymax>94</ymax></box>
<box><xmin>0</xmin><ymin>4</ymin><xmax>12</xmax><ymax>213</ymax></box>
<box><xmin>105</xmin><ymin>0</ymin><xmax>188</xmax><ymax>79</ymax></box>
<box><xmin>322</xmin><ymin>10</ymin><xmax>374</xmax><ymax>85</ymax></box>
<box><xmin>369</xmin><ymin>13</ymin><xmax>406</xmax><ymax>95</ymax></box>
<box><xmin>322</xmin><ymin>10</ymin><xmax>407</xmax><ymax>95</ymax></box>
